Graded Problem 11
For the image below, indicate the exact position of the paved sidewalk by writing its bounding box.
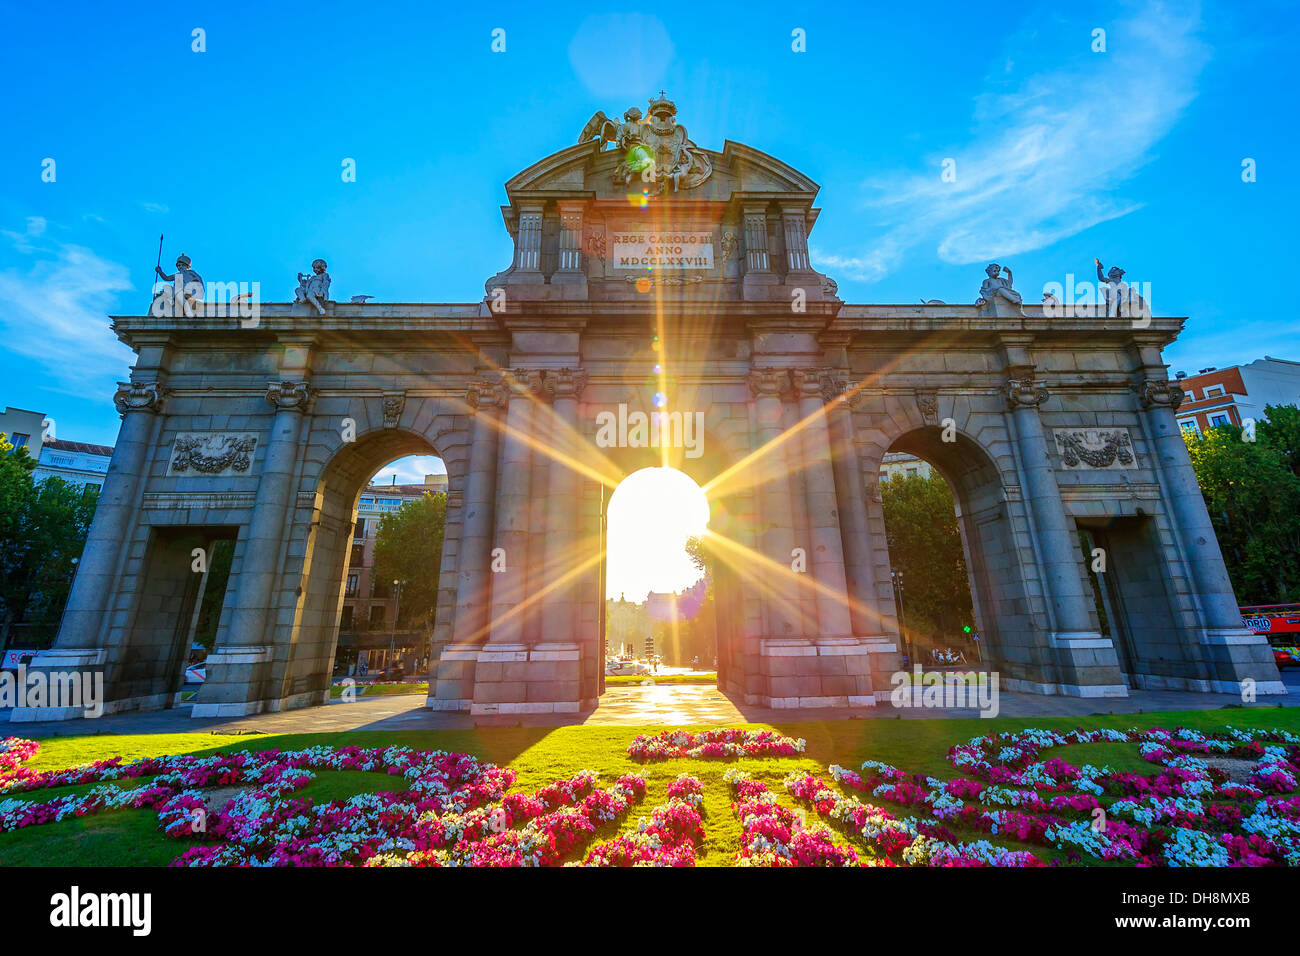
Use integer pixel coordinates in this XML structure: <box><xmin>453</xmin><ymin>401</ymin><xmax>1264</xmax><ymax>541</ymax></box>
<box><xmin>4</xmin><ymin>669</ymin><xmax>1296</xmax><ymax>739</ymax></box>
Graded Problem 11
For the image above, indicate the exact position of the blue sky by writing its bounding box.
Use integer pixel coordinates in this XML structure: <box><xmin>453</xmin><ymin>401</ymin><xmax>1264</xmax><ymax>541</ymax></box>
<box><xmin>2</xmin><ymin>0</ymin><xmax>1297</xmax><ymax>465</ymax></box>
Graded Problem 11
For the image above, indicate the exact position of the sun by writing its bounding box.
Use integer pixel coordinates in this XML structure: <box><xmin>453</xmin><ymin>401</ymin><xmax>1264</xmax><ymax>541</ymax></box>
<box><xmin>605</xmin><ymin>467</ymin><xmax>710</xmax><ymax>602</ymax></box>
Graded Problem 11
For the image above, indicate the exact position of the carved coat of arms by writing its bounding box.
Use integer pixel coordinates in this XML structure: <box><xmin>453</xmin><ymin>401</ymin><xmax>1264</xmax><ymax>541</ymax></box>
<box><xmin>168</xmin><ymin>433</ymin><xmax>258</xmax><ymax>475</ymax></box>
<box><xmin>1053</xmin><ymin>428</ymin><xmax>1135</xmax><ymax>470</ymax></box>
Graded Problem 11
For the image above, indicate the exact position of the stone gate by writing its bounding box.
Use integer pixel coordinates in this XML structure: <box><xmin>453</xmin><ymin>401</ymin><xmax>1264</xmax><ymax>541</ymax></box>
<box><xmin>16</xmin><ymin>97</ymin><xmax>1283</xmax><ymax>721</ymax></box>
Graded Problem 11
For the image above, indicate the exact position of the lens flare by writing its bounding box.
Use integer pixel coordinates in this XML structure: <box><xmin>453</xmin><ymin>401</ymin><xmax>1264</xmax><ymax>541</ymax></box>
<box><xmin>652</xmin><ymin>391</ymin><xmax>668</xmax><ymax>408</ymax></box>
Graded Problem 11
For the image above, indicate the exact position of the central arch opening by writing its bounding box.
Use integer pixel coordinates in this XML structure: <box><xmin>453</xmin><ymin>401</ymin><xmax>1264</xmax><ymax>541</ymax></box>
<box><xmin>603</xmin><ymin>466</ymin><xmax>715</xmax><ymax>679</ymax></box>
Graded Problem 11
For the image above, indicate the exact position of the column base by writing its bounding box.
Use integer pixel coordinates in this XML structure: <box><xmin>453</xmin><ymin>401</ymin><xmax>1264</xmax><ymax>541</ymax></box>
<box><xmin>468</xmin><ymin>642</ymin><xmax>584</xmax><ymax>715</ymax></box>
<box><xmin>1048</xmin><ymin>631</ymin><xmax>1130</xmax><ymax>697</ymax></box>
<box><xmin>1194</xmin><ymin>628</ymin><xmax>1287</xmax><ymax>695</ymax></box>
<box><xmin>742</xmin><ymin>637</ymin><xmax>876</xmax><ymax>709</ymax></box>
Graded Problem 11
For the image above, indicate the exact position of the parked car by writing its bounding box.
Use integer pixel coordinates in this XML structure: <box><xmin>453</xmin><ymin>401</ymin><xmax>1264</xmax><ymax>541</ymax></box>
<box><xmin>605</xmin><ymin>659</ymin><xmax>651</xmax><ymax>676</ymax></box>
<box><xmin>1270</xmin><ymin>642</ymin><xmax>1299</xmax><ymax>668</ymax></box>
<box><xmin>184</xmin><ymin>662</ymin><xmax>206</xmax><ymax>684</ymax></box>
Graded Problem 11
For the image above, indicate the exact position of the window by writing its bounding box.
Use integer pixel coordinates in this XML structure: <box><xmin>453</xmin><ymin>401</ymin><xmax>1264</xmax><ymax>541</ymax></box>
<box><xmin>10</xmin><ymin>433</ymin><xmax>29</xmax><ymax>448</ymax></box>
<box><xmin>345</xmin><ymin>572</ymin><xmax>360</xmax><ymax>596</ymax></box>
<box><xmin>1179</xmin><ymin>420</ymin><xmax>1200</xmax><ymax>437</ymax></box>
<box><xmin>1183</xmin><ymin>390</ymin><xmax>1196</xmax><ymax>402</ymax></box>
<box><xmin>353</xmin><ymin>517</ymin><xmax>366</xmax><ymax>540</ymax></box>
<box><xmin>906</xmin><ymin>467</ymin><xmax>918</xmax><ymax>476</ymax></box>
<box><xmin>339</xmin><ymin>606</ymin><xmax>354</xmax><ymax>630</ymax></box>
<box><xmin>1210</xmin><ymin>414</ymin><xmax>1230</xmax><ymax>428</ymax></box>
<box><xmin>1205</xmin><ymin>386</ymin><xmax>1225</xmax><ymax>398</ymax></box>
<box><xmin>369</xmin><ymin>605</ymin><xmax>386</xmax><ymax>628</ymax></box>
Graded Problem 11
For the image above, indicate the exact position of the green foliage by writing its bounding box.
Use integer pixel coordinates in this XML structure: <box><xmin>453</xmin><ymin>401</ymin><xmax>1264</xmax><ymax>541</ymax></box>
<box><xmin>880</xmin><ymin>471</ymin><xmax>975</xmax><ymax>645</ymax></box>
<box><xmin>1185</xmin><ymin>415</ymin><xmax>1300</xmax><ymax>604</ymax></box>
<box><xmin>372</xmin><ymin>492</ymin><xmax>447</xmax><ymax>627</ymax></box>
<box><xmin>1258</xmin><ymin>403</ymin><xmax>1300</xmax><ymax>478</ymax></box>
<box><xmin>0</xmin><ymin>433</ymin><xmax>98</xmax><ymax>645</ymax></box>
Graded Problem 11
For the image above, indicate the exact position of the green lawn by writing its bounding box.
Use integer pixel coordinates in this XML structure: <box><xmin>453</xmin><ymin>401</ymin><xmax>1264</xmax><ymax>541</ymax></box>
<box><xmin>2</xmin><ymin>706</ymin><xmax>1295</xmax><ymax>867</ymax></box>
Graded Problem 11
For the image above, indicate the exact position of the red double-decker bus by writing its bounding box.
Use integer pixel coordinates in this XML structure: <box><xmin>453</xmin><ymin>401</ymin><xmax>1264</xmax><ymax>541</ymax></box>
<box><xmin>1241</xmin><ymin>604</ymin><xmax>1300</xmax><ymax>668</ymax></box>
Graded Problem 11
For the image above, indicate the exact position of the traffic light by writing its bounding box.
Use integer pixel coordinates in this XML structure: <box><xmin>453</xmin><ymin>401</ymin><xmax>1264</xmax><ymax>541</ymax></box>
<box><xmin>962</xmin><ymin>625</ymin><xmax>972</xmax><ymax>634</ymax></box>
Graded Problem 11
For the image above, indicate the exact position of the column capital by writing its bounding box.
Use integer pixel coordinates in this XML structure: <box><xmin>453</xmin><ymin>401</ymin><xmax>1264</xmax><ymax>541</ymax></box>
<box><xmin>504</xmin><ymin>367</ymin><xmax>546</xmax><ymax>400</ymax></box>
<box><xmin>113</xmin><ymin>381</ymin><xmax>167</xmax><ymax>417</ymax></box>
<box><xmin>1133</xmin><ymin>378</ymin><xmax>1185</xmax><ymax>411</ymax></box>
<box><xmin>547</xmin><ymin>367</ymin><xmax>587</xmax><ymax>400</ymax></box>
<box><xmin>791</xmin><ymin>367</ymin><xmax>833</xmax><ymax>401</ymax></box>
<box><xmin>265</xmin><ymin>380</ymin><xmax>314</xmax><ymax>412</ymax></box>
<box><xmin>747</xmin><ymin>366</ymin><xmax>791</xmax><ymax>399</ymax></box>
<box><xmin>467</xmin><ymin>377</ymin><xmax>508</xmax><ymax>411</ymax></box>
<box><xmin>1003</xmin><ymin>377</ymin><xmax>1049</xmax><ymax>410</ymax></box>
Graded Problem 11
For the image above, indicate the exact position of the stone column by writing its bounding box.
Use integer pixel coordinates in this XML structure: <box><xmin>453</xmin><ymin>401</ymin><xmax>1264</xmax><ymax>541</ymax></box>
<box><xmin>792</xmin><ymin>369</ymin><xmax>853</xmax><ymax>639</ymax></box>
<box><xmin>748</xmin><ymin>368</ymin><xmax>799</xmax><ymax>638</ymax></box>
<box><xmin>555</xmin><ymin>204</ymin><xmax>583</xmax><ymax>275</ymax></box>
<box><xmin>1003</xmin><ymin>376</ymin><xmax>1098</xmax><ymax>637</ymax></box>
<box><xmin>1134</xmin><ymin>373</ymin><xmax>1283</xmax><ymax>691</ymax></box>
<box><xmin>742</xmin><ymin>205</ymin><xmax>777</xmax><ymax>299</ymax></box>
<box><xmin>513</xmin><ymin>203</ymin><xmax>544</xmax><ymax>278</ymax></box>
<box><xmin>429</xmin><ymin>377</ymin><xmax>504</xmax><ymax>711</ymax></box>
<box><xmin>223</xmin><ymin>380</ymin><xmax>313</xmax><ymax>648</ymax></box>
<box><xmin>44</xmin><ymin>382</ymin><xmax>165</xmax><ymax>654</ymax></box>
<box><xmin>743</xmin><ymin>206</ymin><xmax>770</xmax><ymax>273</ymax></box>
<box><xmin>486</xmin><ymin>369</ymin><xmax>539</xmax><ymax>644</ymax></box>
<box><xmin>1003</xmin><ymin>370</ymin><xmax>1124</xmax><ymax>695</ymax></box>
<box><xmin>451</xmin><ymin>378</ymin><xmax>504</xmax><ymax>645</ymax></box>
<box><xmin>780</xmin><ymin>205</ymin><xmax>811</xmax><ymax>273</ymax></box>
<box><xmin>821</xmin><ymin>375</ymin><xmax>877</xmax><ymax>637</ymax></box>
<box><xmin>192</xmin><ymin>379</ymin><xmax>312</xmax><ymax>717</ymax></box>
<box><xmin>541</xmin><ymin>368</ymin><xmax>586</xmax><ymax>641</ymax></box>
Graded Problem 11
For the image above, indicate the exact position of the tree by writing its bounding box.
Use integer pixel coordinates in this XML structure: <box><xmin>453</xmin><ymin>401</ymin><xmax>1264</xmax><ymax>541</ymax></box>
<box><xmin>879</xmin><ymin>471</ymin><xmax>975</xmax><ymax>647</ymax></box>
<box><xmin>1258</xmin><ymin>404</ymin><xmax>1300</xmax><ymax>479</ymax></box>
<box><xmin>1185</xmin><ymin>420</ymin><xmax>1300</xmax><ymax>604</ymax></box>
<box><xmin>0</xmin><ymin>433</ymin><xmax>98</xmax><ymax>649</ymax></box>
<box><xmin>372</xmin><ymin>492</ymin><xmax>446</xmax><ymax>628</ymax></box>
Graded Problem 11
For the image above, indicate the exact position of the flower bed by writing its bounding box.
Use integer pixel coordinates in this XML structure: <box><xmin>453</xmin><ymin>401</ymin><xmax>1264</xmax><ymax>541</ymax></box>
<box><xmin>2</xmin><ymin>724</ymin><xmax>1298</xmax><ymax>867</ymax></box>
<box><xmin>726</xmin><ymin>769</ymin><xmax>859</xmax><ymax>866</ymax></box>
<box><xmin>579</xmin><ymin>774</ymin><xmax>705</xmax><ymax>867</ymax></box>
<box><xmin>626</xmin><ymin>729</ymin><xmax>805</xmax><ymax>761</ymax></box>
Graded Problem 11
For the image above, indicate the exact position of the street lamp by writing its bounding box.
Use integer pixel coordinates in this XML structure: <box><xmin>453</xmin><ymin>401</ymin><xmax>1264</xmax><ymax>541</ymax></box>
<box><xmin>891</xmin><ymin>569</ymin><xmax>910</xmax><ymax>665</ymax></box>
<box><xmin>388</xmin><ymin>579</ymin><xmax>406</xmax><ymax>666</ymax></box>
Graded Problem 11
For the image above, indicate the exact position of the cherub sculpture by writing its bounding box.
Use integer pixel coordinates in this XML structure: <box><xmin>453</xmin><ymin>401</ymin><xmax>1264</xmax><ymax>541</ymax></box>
<box><xmin>295</xmin><ymin>259</ymin><xmax>331</xmax><ymax>315</ymax></box>
<box><xmin>975</xmin><ymin>263</ymin><xmax>1024</xmax><ymax>315</ymax></box>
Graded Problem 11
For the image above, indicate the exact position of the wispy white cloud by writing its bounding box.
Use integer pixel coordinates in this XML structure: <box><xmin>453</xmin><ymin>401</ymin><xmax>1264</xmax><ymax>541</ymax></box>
<box><xmin>142</xmin><ymin>202</ymin><xmax>169</xmax><ymax>214</ymax></box>
<box><xmin>371</xmin><ymin>455</ymin><xmax>447</xmax><ymax>486</ymax></box>
<box><xmin>0</xmin><ymin>227</ymin><xmax>135</xmax><ymax>391</ymax></box>
<box><xmin>814</xmin><ymin>2</ymin><xmax>1209</xmax><ymax>282</ymax></box>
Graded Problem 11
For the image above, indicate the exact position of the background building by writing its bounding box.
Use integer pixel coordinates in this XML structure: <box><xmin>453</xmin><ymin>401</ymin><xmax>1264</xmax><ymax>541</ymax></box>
<box><xmin>0</xmin><ymin>406</ymin><xmax>47</xmax><ymax>455</ymax></box>
<box><xmin>33</xmin><ymin>439</ymin><xmax>113</xmax><ymax>492</ymax></box>
<box><xmin>1174</xmin><ymin>356</ymin><xmax>1300</xmax><ymax>436</ymax></box>
<box><xmin>337</xmin><ymin>474</ymin><xmax>447</xmax><ymax>675</ymax></box>
<box><xmin>878</xmin><ymin>451</ymin><xmax>933</xmax><ymax>481</ymax></box>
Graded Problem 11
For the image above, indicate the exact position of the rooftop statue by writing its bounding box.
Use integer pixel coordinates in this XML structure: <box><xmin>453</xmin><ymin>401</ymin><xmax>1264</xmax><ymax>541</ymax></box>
<box><xmin>1094</xmin><ymin>257</ymin><xmax>1145</xmax><ymax>318</ymax></box>
<box><xmin>295</xmin><ymin>259</ymin><xmax>331</xmax><ymax>315</ymax></box>
<box><xmin>579</xmin><ymin>94</ymin><xmax>713</xmax><ymax>194</ymax></box>
<box><xmin>151</xmin><ymin>253</ymin><xmax>204</xmax><ymax>317</ymax></box>
<box><xmin>975</xmin><ymin>262</ymin><xmax>1025</xmax><ymax>316</ymax></box>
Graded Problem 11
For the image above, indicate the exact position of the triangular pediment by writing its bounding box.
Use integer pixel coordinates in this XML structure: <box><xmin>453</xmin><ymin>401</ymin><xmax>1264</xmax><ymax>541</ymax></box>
<box><xmin>504</xmin><ymin>138</ymin><xmax>820</xmax><ymax>204</ymax></box>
